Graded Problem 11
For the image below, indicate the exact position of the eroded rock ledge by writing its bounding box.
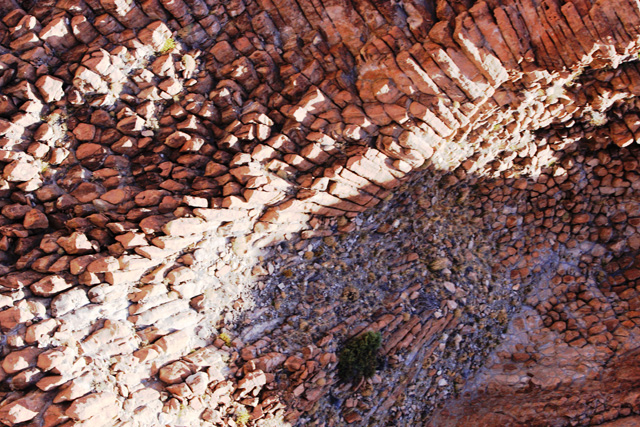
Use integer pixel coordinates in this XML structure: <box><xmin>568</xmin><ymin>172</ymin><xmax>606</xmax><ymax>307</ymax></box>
<box><xmin>0</xmin><ymin>0</ymin><xmax>638</xmax><ymax>426</ymax></box>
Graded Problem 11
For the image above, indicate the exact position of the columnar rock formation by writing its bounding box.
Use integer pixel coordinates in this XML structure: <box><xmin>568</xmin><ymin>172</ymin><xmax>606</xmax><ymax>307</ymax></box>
<box><xmin>0</xmin><ymin>0</ymin><xmax>638</xmax><ymax>426</ymax></box>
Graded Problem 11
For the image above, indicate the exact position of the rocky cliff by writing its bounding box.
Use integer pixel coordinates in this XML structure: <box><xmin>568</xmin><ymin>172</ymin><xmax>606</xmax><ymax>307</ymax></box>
<box><xmin>0</xmin><ymin>0</ymin><xmax>638</xmax><ymax>426</ymax></box>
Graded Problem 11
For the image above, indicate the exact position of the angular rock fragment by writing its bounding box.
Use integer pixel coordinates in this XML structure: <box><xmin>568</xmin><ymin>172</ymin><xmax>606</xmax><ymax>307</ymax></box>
<box><xmin>36</xmin><ymin>76</ymin><xmax>65</xmax><ymax>103</ymax></box>
<box><xmin>30</xmin><ymin>275</ymin><xmax>74</xmax><ymax>297</ymax></box>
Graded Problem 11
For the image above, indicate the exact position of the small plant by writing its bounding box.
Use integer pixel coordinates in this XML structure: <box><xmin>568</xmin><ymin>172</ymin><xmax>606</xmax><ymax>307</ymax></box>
<box><xmin>589</xmin><ymin>111</ymin><xmax>608</xmax><ymax>127</ymax></box>
<box><xmin>159</xmin><ymin>37</ymin><xmax>177</xmax><ymax>54</ymax></box>
<box><xmin>337</xmin><ymin>331</ymin><xmax>382</xmax><ymax>383</ymax></box>
<box><xmin>236</xmin><ymin>407</ymin><xmax>251</xmax><ymax>426</ymax></box>
<box><xmin>219</xmin><ymin>332</ymin><xmax>232</xmax><ymax>346</ymax></box>
<box><xmin>38</xmin><ymin>160</ymin><xmax>50</xmax><ymax>173</ymax></box>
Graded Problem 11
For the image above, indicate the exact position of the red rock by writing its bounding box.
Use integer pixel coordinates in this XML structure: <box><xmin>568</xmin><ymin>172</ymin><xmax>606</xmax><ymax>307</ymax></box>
<box><xmin>284</xmin><ymin>355</ymin><xmax>304</xmax><ymax>372</ymax></box>
<box><xmin>134</xmin><ymin>189</ymin><xmax>167</xmax><ymax>206</ymax></box>
<box><xmin>30</xmin><ymin>275</ymin><xmax>74</xmax><ymax>297</ymax></box>
<box><xmin>159</xmin><ymin>361</ymin><xmax>192</xmax><ymax>384</ymax></box>
<box><xmin>27</xmin><ymin>142</ymin><xmax>50</xmax><ymax>158</ymax></box>
<box><xmin>166</xmin><ymin>382</ymin><xmax>193</xmax><ymax>398</ymax></box>
<box><xmin>100</xmin><ymin>0</ymin><xmax>150</xmax><ymax>28</ymax></box>
<box><xmin>11</xmin><ymin>368</ymin><xmax>44</xmax><ymax>392</ymax></box>
<box><xmin>624</xmin><ymin>268</ymin><xmax>640</xmax><ymax>281</ymax></box>
<box><xmin>37</xmin><ymin>347</ymin><xmax>74</xmax><ymax>374</ymax></box>
<box><xmin>2</xmin><ymin>346</ymin><xmax>42</xmax><ymax>374</ymax></box>
<box><xmin>57</xmin><ymin>232</ymin><xmax>94</xmax><ymax>255</ymax></box>
<box><xmin>49</xmin><ymin>148</ymin><xmax>70</xmax><ymax>165</ymax></box>
<box><xmin>25</xmin><ymin>319</ymin><xmax>58</xmax><ymax>344</ymax></box>
<box><xmin>3</xmin><ymin>159</ymin><xmax>39</xmax><ymax>182</ymax></box>
<box><xmin>41</xmin><ymin>403</ymin><xmax>69</xmax><ymax>427</ymax></box>
<box><xmin>166</xmin><ymin>266</ymin><xmax>195</xmax><ymax>284</ymax></box>
<box><xmin>0</xmin><ymin>306</ymin><xmax>34</xmax><ymax>331</ymax></box>
<box><xmin>236</xmin><ymin>370</ymin><xmax>266</xmax><ymax>398</ymax></box>
<box><xmin>211</xmin><ymin>40</ymin><xmax>237</xmax><ymax>63</ymax></box>
<box><xmin>71</xmin><ymin>15</ymin><xmax>101</xmax><ymax>44</ymax></box>
<box><xmin>371</xmin><ymin>79</ymin><xmax>402</xmax><ymax>104</ymax></box>
<box><xmin>83</xmin><ymin>51</ymin><xmax>112</xmax><ymax>76</ymax></box>
<box><xmin>54</xmin><ymin>377</ymin><xmax>94</xmax><ymax>403</ymax></box>
<box><xmin>572</xmin><ymin>213</ymin><xmax>591</xmax><ymax>224</ymax></box>
<box><xmin>117</xmin><ymin>115</ymin><xmax>145</xmax><ymax>135</ymax></box>
<box><xmin>186</xmin><ymin>371</ymin><xmax>208</xmax><ymax>395</ymax></box>
<box><xmin>39</xmin><ymin>16</ymin><xmax>76</xmax><ymax>50</ymax></box>
<box><xmin>81</xmin><ymin>320</ymin><xmax>133</xmax><ymax>356</ymax></box>
<box><xmin>99</xmin><ymin>188</ymin><xmax>127</xmax><ymax>204</ymax></box>
<box><xmin>65</xmin><ymin>392</ymin><xmax>119</xmax><ymax>421</ymax></box>
<box><xmin>73</xmin><ymin>66</ymin><xmax>107</xmax><ymax>94</ymax></box>
<box><xmin>159</xmin><ymin>77</ymin><xmax>183</xmax><ymax>96</ymax></box>
<box><xmin>344</xmin><ymin>411</ymin><xmax>362</xmax><ymax>423</ymax></box>
<box><xmin>164</xmin><ymin>131</ymin><xmax>191</xmax><ymax>148</ymax></box>
<box><xmin>73</xmin><ymin>124</ymin><xmax>96</xmax><ymax>141</ymax></box>
<box><xmin>0</xmin><ymin>391</ymin><xmax>47</xmax><ymax>425</ymax></box>
<box><xmin>36</xmin><ymin>75</ymin><xmax>65</xmax><ymax>103</ymax></box>
<box><xmin>23</xmin><ymin>209</ymin><xmax>48</xmax><ymax>229</ymax></box>
<box><xmin>182</xmin><ymin>346</ymin><xmax>221</xmax><ymax>369</ymax></box>
<box><xmin>51</xmin><ymin>288</ymin><xmax>90</xmax><ymax>317</ymax></box>
<box><xmin>138</xmin><ymin>21</ymin><xmax>172</xmax><ymax>51</ymax></box>
<box><xmin>305</xmin><ymin>386</ymin><xmax>324</xmax><ymax>401</ymax></box>
<box><xmin>151</xmin><ymin>55</ymin><xmax>175</xmax><ymax>77</ymax></box>
<box><xmin>9</xmin><ymin>32</ymin><xmax>41</xmax><ymax>51</ymax></box>
<box><xmin>2</xmin><ymin>203</ymin><xmax>31</xmax><ymax>219</ymax></box>
<box><xmin>610</xmin><ymin>121</ymin><xmax>634</xmax><ymax>148</ymax></box>
<box><xmin>115</xmin><ymin>232</ymin><xmax>148</xmax><ymax>249</ymax></box>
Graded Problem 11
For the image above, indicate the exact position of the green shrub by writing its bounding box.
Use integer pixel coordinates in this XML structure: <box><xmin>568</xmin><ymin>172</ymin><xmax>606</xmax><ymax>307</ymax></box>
<box><xmin>159</xmin><ymin>38</ymin><xmax>177</xmax><ymax>54</ymax></box>
<box><xmin>236</xmin><ymin>407</ymin><xmax>250</xmax><ymax>426</ymax></box>
<box><xmin>337</xmin><ymin>331</ymin><xmax>382</xmax><ymax>383</ymax></box>
<box><xmin>218</xmin><ymin>332</ymin><xmax>232</xmax><ymax>346</ymax></box>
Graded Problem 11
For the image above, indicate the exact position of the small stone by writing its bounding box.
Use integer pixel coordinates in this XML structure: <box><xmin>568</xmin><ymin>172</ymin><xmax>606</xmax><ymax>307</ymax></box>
<box><xmin>30</xmin><ymin>275</ymin><xmax>74</xmax><ymax>297</ymax></box>
<box><xmin>344</xmin><ymin>411</ymin><xmax>363</xmax><ymax>424</ymax></box>
<box><xmin>159</xmin><ymin>361</ymin><xmax>192</xmax><ymax>384</ymax></box>
<box><xmin>3</xmin><ymin>346</ymin><xmax>42</xmax><ymax>374</ymax></box>
<box><xmin>138</xmin><ymin>21</ymin><xmax>172</xmax><ymax>51</ymax></box>
<box><xmin>73</xmin><ymin>124</ymin><xmax>96</xmax><ymax>141</ymax></box>
<box><xmin>166</xmin><ymin>266</ymin><xmax>195</xmax><ymax>284</ymax></box>
<box><xmin>57</xmin><ymin>232</ymin><xmax>94</xmax><ymax>254</ymax></box>
<box><xmin>115</xmin><ymin>232</ymin><xmax>147</xmax><ymax>249</ymax></box>
<box><xmin>4</xmin><ymin>159</ymin><xmax>39</xmax><ymax>182</ymax></box>
<box><xmin>443</xmin><ymin>282</ymin><xmax>456</xmax><ymax>294</ymax></box>
<box><xmin>36</xmin><ymin>76</ymin><xmax>65</xmax><ymax>103</ymax></box>
<box><xmin>0</xmin><ymin>392</ymin><xmax>47</xmax><ymax>425</ymax></box>
<box><xmin>51</xmin><ymin>288</ymin><xmax>89</xmax><ymax>317</ymax></box>
<box><xmin>117</xmin><ymin>115</ymin><xmax>145</xmax><ymax>135</ymax></box>
<box><xmin>86</xmin><ymin>256</ymin><xmax>119</xmax><ymax>273</ymax></box>
<box><xmin>23</xmin><ymin>209</ymin><xmax>49</xmax><ymax>229</ymax></box>
<box><xmin>65</xmin><ymin>392</ymin><xmax>119</xmax><ymax>421</ymax></box>
<box><xmin>236</xmin><ymin>370</ymin><xmax>266</xmax><ymax>398</ymax></box>
<box><xmin>284</xmin><ymin>355</ymin><xmax>304</xmax><ymax>372</ymax></box>
<box><xmin>37</xmin><ymin>347</ymin><xmax>75</xmax><ymax>373</ymax></box>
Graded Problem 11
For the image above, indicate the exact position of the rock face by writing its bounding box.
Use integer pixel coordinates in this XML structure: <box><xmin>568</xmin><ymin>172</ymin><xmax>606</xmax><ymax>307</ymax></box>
<box><xmin>0</xmin><ymin>0</ymin><xmax>638</xmax><ymax>426</ymax></box>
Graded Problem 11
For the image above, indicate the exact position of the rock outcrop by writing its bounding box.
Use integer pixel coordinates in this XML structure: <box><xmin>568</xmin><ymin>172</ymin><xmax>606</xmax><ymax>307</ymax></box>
<box><xmin>0</xmin><ymin>0</ymin><xmax>638</xmax><ymax>426</ymax></box>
